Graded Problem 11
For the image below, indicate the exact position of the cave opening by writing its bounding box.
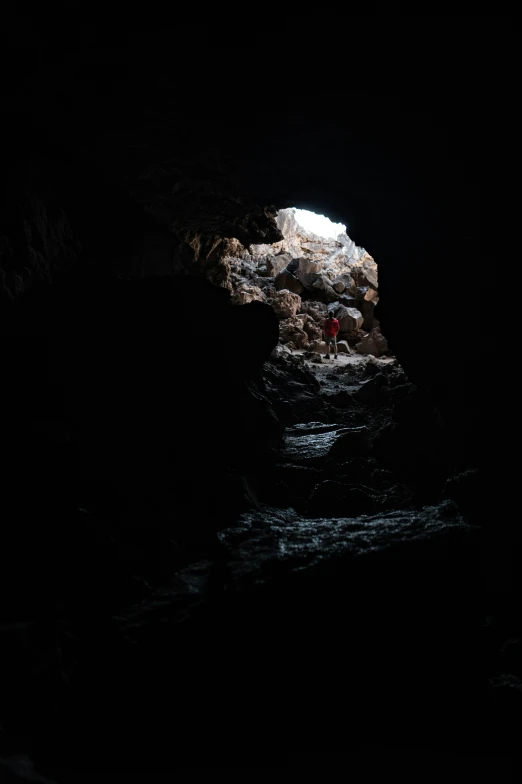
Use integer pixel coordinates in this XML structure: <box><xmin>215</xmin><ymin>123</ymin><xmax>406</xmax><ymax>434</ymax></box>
<box><xmin>228</xmin><ymin>205</ymin><xmax>389</xmax><ymax>362</ymax></box>
<box><xmin>292</xmin><ymin>208</ymin><xmax>347</xmax><ymax>239</ymax></box>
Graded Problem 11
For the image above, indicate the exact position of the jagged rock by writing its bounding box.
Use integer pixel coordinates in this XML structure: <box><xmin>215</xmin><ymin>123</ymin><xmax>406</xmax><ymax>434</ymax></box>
<box><xmin>218</xmin><ymin>501</ymin><xmax>470</xmax><ymax>585</ymax></box>
<box><xmin>270</xmin><ymin>343</ymin><xmax>293</xmax><ymax>358</ymax></box>
<box><xmin>300</xmin><ymin>301</ymin><xmax>328</xmax><ymax>322</ymax></box>
<box><xmin>296</xmin><ymin>257</ymin><xmax>322</xmax><ymax>286</ymax></box>
<box><xmin>286</xmin><ymin>257</ymin><xmax>300</xmax><ymax>273</ymax></box>
<box><xmin>331</xmin><ymin>273</ymin><xmax>355</xmax><ymax>294</ymax></box>
<box><xmin>338</xmin><ymin>234</ymin><xmax>367</xmax><ymax>261</ymax></box>
<box><xmin>271</xmin><ymin>289</ymin><xmax>301</xmax><ymax>319</ymax></box>
<box><xmin>312</xmin><ymin>341</ymin><xmax>338</xmax><ymax>356</ymax></box>
<box><xmin>275</xmin><ymin>208</ymin><xmax>302</xmax><ymax>246</ymax></box>
<box><xmin>338</xmin><ymin>294</ymin><xmax>358</xmax><ymax>308</ymax></box>
<box><xmin>442</xmin><ymin>468</ymin><xmax>481</xmax><ymax>521</ymax></box>
<box><xmin>301</xmin><ymin>241</ymin><xmax>332</xmax><ymax>254</ymax></box>
<box><xmin>311</xmin><ymin>274</ymin><xmax>339</xmax><ymax>302</ymax></box>
<box><xmin>304</xmin><ymin>352</ymin><xmax>323</xmax><ymax>363</ymax></box>
<box><xmin>279</xmin><ymin>317</ymin><xmax>308</xmax><ymax>348</ymax></box>
<box><xmin>231</xmin><ymin>285</ymin><xmax>266</xmax><ymax>305</ymax></box>
<box><xmin>326</xmin><ymin>301</ymin><xmax>341</xmax><ymax>314</ymax></box>
<box><xmin>250</xmin><ymin>243</ymin><xmax>275</xmax><ymax>258</ymax></box>
<box><xmin>336</xmin><ymin>340</ymin><xmax>351</xmax><ymax>354</ymax></box>
<box><xmin>337</xmin><ymin>306</ymin><xmax>364</xmax><ymax>333</ymax></box>
<box><xmin>349</xmin><ymin>254</ymin><xmax>378</xmax><ymax>289</ymax></box>
<box><xmin>356</xmin><ymin>327</ymin><xmax>389</xmax><ymax>356</ymax></box>
<box><xmin>274</xmin><ymin>269</ymin><xmax>304</xmax><ymax>294</ymax></box>
<box><xmin>354</xmin><ymin>377</ymin><xmax>385</xmax><ymax>405</ymax></box>
<box><xmin>361</xmin><ymin>298</ymin><xmax>377</xmax><ymax>330</ymax></box>
<box><xmin>267</xmin><ymin>253</ymin><xmax>293</xmax><ymax>277</ymax></box>
<box><xmin>302</xmin><ymin>318</ymin><xmax>322</xmax><ymax>342</ymax></box>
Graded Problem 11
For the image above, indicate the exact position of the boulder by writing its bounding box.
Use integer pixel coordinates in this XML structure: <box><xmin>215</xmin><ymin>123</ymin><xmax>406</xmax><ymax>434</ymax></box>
<box><xmin>338</xmin><ymin>295</ymin><xmax>358</xmax><ymax>309</ymax></box>
<box><xmin>336</xmin><ymin>340</ymin><xmax>351</xmax><ymax>354</ymax></box>
<box><xmin>279</xmin><ymin>318</ymin><xmax>308</xmax><ymax>348</ymax></box>
<box><xmin>267</xmin><ymin>253</ymin><xmax>294</xmax><ymax>277</ymax></box>
<box><xmin>300</xmin><ymin>301</ymin><xmax>328</xmax><ymax>323</ymax></box>
<box><xmin>326</xmin><ymin>301</ymin><xmax>341</xmax><ymax>314</ymax></box>
<box><xmin>231</xmin><ymin>285</ymin><xmax>267</xmax><ymax>306</ymax></box>
<box><xmin>302</xmin><ymin>317</ymin><xmax>322</xmax><ymax>343</ymax></box>
<box><xmin>361</xmin><ymin>298</ymin><xmax>377</xmax><ymax>330</ymax></box>
<box><xmin>311</xmin><ymin>341</ymin><xmax>331</xmax><ymax>355</ymax></box>
<box><xmin>350</xmin><ymin>255</ymin><xmax>378</xmax><ymax>290</ymax></box>
<box><xmin>250</xmin><ymin>243</ymin><xmax>274</xmax><ymax>258</ymax></box>
<box><xmin>356</xmin><ymin>326</ymin><xmax>389</xmax><ymax>357</ymax></box>
<box><xmin>337</xmin><ymin>306</ymin><xmax>364</xmax><ymax>333</ymax></box>
<box><xmin>274</xmin><ymin>269</ymin><xmax>304</xmax><ymax>295</ymax></box>
<box><xmin>361</xmin><ymin>257</ymin><xmax>378</xmax><ymax>289</ymax></box>
<box><xmin>271</xmin><ymin>289</ymin><xmax>301</xmax><ymax>319</ymax></box>
<box><xmin>296</xmin><ymin>257</ymin><xmax>322</xmax><ymax>287</ymax></box>
<box><xmin>331</xmin><ymin>273</ymin><xmax>355</xmax><ymax>294</ymax></box>
<box><xmin>310</xmin><ymin>275</ymin><xmax>339</xmax><ymax>302</ymax></box>
<box><xmin>301</xmin><ymin>241</ymin><xmax>331</xmax><ymax>254</ymax></box>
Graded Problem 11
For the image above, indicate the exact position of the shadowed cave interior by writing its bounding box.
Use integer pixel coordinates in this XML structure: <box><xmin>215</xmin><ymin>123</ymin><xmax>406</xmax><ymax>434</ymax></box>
<box><xmin>0</xmin><ymin>17</ymin><xmax>516</xmax><ymax>778</ymax></box>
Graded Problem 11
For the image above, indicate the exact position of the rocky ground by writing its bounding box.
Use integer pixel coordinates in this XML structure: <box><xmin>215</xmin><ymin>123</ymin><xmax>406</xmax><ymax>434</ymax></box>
<box><xmin>1</xmin><ymin>337</ymin><xmax>518</xmax><ymax>776</ymax></box>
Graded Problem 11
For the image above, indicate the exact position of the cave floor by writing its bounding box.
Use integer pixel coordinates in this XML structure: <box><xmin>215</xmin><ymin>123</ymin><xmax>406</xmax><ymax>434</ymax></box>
<box><xmin>1</xmin><ymin>350</ymin><xmax>517</xmax><ymax>776</ymax></box>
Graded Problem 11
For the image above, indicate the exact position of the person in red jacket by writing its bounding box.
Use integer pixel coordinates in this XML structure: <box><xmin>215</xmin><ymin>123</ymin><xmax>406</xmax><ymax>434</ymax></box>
<box><xmin>323</xmin><ymin>310</ymin><xmax>340</xmax><ymax>359</ymax></box>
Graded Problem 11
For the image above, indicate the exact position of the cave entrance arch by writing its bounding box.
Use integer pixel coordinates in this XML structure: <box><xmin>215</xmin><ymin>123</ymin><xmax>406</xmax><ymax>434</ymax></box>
<box><xmin>238</xmin><ymin>207</ymin><xmax>388</xmax><ymax>359</ymax></box>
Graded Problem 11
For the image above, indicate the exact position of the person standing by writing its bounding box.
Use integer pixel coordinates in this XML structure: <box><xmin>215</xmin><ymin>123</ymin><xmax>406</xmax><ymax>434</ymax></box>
<box><xmin>323</xmin><ymin>310</ymin><xmax>340</xmax><ymax>359</ymax></box>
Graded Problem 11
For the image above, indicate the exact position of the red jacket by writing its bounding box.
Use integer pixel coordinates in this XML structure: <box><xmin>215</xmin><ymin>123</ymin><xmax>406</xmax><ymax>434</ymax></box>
<box><xmin>323</xmin><ymin>317</ymin><xmax>339</xmax><ymax>337</ymax></box>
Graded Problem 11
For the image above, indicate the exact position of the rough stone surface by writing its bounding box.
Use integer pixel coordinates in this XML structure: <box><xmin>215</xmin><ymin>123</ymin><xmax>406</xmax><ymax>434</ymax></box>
<box><xmin>336</xmin><ymin>340</ymin><xmax>351</xmax><ymax>354</ymax></box>
<box><xmin>356</xmin><ymin>326</ymin><xmax>389</xmax><ymax>356</ymax></box>
<box><xmin>271</xmin><ymin>289</ymin><xmax>301</xmax><ymax>319</ymax></box>
<box><xmin>296</xmin><ymin>257</ymin><xmax>323</xmax><ymax>286</ymax></box>
<box><xmin>231</xmin><ymin>284</ymin><xmax>266</xmax><ymax>305</ymax></box>
<box><xmin>337</xmin><ymin>306</ymin><xmax>364</xmax><ymax>333</ymax></box>
<box><xmin>300</xmin><ymin>301</ymin><xmax>328</xmax><ymax>322</ymax></box>
<box><xmin>267</xmin><ymin>252</ymin><xmax>293</xmax><ymax>277</ymax></box>
<box><xmin>274</xmin><ymin>269</ymin><xmax>304</xmax><ymax>294</ymax></box>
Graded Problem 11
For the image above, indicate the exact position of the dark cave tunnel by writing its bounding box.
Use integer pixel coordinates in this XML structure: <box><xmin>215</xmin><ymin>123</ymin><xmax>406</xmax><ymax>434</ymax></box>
<box><xmin>0</xmin><ymin>17</ymin><xmax>516</xmax><ymax>779</ymax></box>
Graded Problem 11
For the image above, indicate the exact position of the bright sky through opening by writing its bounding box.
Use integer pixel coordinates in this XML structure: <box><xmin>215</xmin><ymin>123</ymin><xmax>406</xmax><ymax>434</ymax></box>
<box><xmin>293</xmin><ymin>208</ymin><xmax>346</xmax><ymax>239</ymax></box>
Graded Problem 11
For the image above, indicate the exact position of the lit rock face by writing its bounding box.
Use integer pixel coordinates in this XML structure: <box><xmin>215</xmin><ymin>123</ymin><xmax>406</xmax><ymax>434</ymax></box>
<box><xmin>279</xmin><ymin>313</ymin><xmax>323</xmax><ymax>349</ymax></box>
<box><xmin>274</xmin><ymin>269</ymin><xmax>304</xmax><ymax>295</ymax></box>
<box><xmin>356</xmin><ymin>326</ymin><xmax>389</xmax><ymax>357</ymax></box>
<box><xmin>310</xmin><ymin>274</ymin><xmax>339</xmax><ymax>303</ymax></box>
<box><xmin>272</xmin><ymin>289</ymin><xmax>301</xmax><ymax>319</ymax></box>
<box><xmin>296</xmin><ymin>257</ymin><xmax>323</xmax><ymax>286</ymax></box>
<box><xmin>279</xmin><ymin>318</ymin><xmax>308</xmax><ymax>350</ymax></box>
<box><xmin>300</xmin><ymin>300</ymin><xmax>328</xmax><ymax>322</ymax></box>
<box><xmin>267</xmin><ymin>253</ymin><xmax>293</xmax><ymax>277</ymax></box>
<box><xmin>220</xmin><ymin>207</ymin><xmax>380</xmax><ymax>342</ymax></box>
<box><xmin>337</xmin><ymin>306</ymin><xmax>364</xmax><ymax>333</ymax></box>
<box><xmin>331</xmin><ymin>273</ymin><xmax>355</xmax><ymax>293</ymax></box>
<box><xmin>231</xmin><ymin>284</ymin><xmax>266</xmax><ymax>305</ymax></box>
